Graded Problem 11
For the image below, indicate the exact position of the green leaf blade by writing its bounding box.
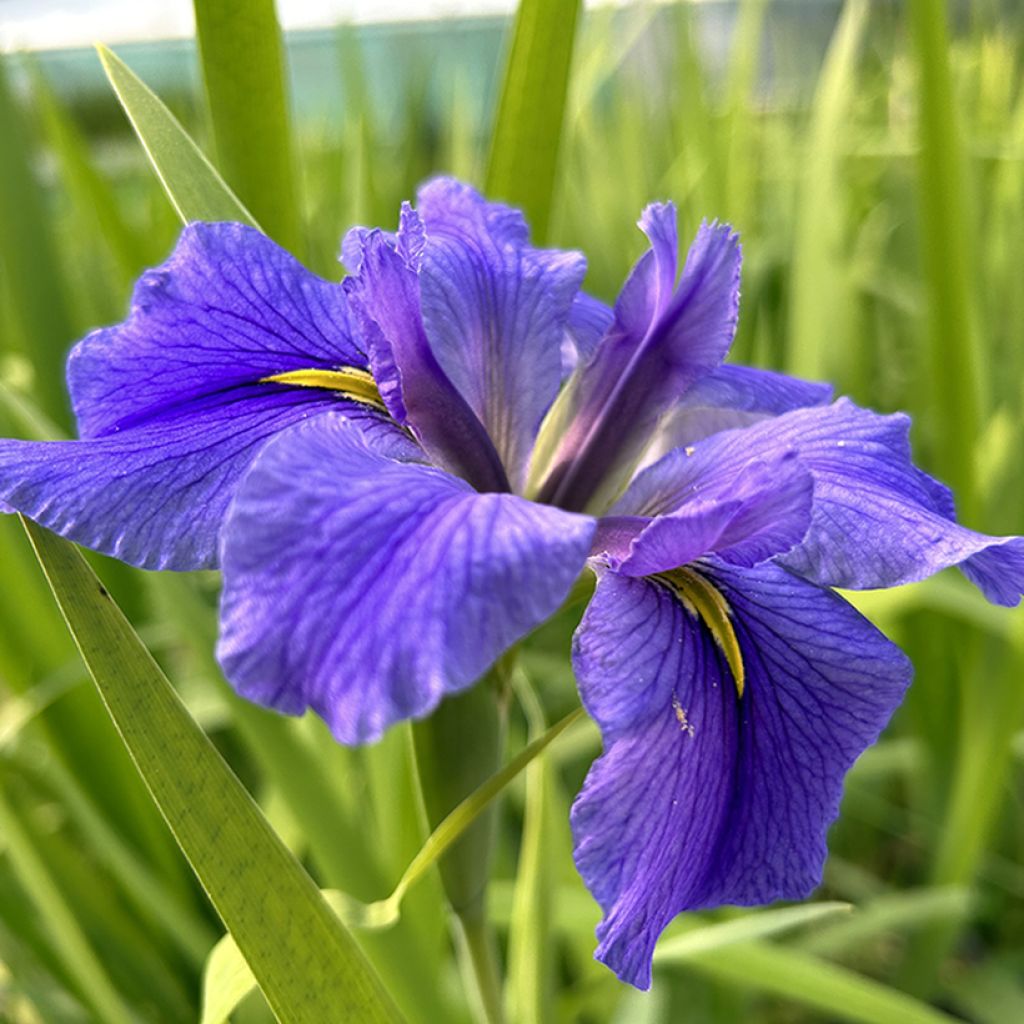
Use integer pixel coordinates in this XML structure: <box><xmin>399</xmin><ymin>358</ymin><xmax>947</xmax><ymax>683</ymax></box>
<box><xmin>96</xmin><ymin>45</ymin><xmax>257</xmax><ymax>228</ymax></box>
<box><xmin>22</xmin><ymin>519</ymin><xmax>405</xmax><ymax>1024</ymax></box>
<box><xmin>192</xmin><ymin>0</ymin><xmax>303</xmax><ymax>252</ymax></box>
<box><xmin>663</xmin><ymin>929</ymin><xmax>961</xmax><ymax>1024</ymax></box>
<box><xmin>485</xmin><ymin>0</ymin><xmax>583</xmax><ymax>241</ymax></box>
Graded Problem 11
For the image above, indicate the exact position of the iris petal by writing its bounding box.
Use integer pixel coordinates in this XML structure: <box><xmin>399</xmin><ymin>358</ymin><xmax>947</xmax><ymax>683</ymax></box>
<box><xmin>643</xmin><ymin>397</ymin><xmax>1024</xmax><ymax>603</ymax></box>
<box><xmin>0</xmin><ymin>391</ymin><xmax>389</xmax><ymax>570</ymax></box>
<box><xmin>218</xmin><ymin>414</ymin><xmax>595</xmax><ymax>744</ymax></box>
<box><xmin>644</xmin><ymin>364</ymin><xmax>834</xmax><ymax>459</ymax></box>
<box><xmin>562</xmin><ymin>292</ymin><xmax>614</xmax><ymax>375</ymax></box>
<box><xmin>570</xmin><ymin>561</ymin><xmax>911</xmax><ymax>988</ymax></box>
<box><xmin>415</xmin><ymin>178</ymin><xmax>587</xmax><ymax>490</ymax></box>
<box><xmin>344</xmin><ymin>229</ymin><xmax>511</xmax><ymax>493</ymax></box>
<box><xmin>69</xmin><ymin>222</ymin><xmax>366</xmax><ymax>438</ymax></box>
<box><xmin>533</xmin><ymin>211</ymin><xmax>741</xmax><ymax>512</ymax></box>
<box><xmin>1</xmin><ymin>223</ymin><xmax>389</xmax><ymax>569</ymax></box>
<box><xmin>613</xmin><ymin>451</ymin><xmax>813</xmax><ymax>575</ymax></box>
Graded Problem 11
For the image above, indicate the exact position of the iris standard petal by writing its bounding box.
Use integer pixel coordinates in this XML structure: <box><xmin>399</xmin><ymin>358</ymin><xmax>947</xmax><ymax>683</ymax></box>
<box><xmin>218</xmin><ymin>414</ymin><xmax>595</xmax><ymax>744</ymax></box>
<box><xmin>0</xmin><ymin>391</ymin><xmax>386</xmax><ymax>570</ymax></box>
<box><xmin>344</xmin><ymin>229</ymin><xmax>510</xmax><ymax>493</ymax></box>
<box><xmin>645</xmin><ymin>364</ymin><xmax>834</xmax><ymax>458</ymax></box>
<box><xmin>69</xmin><ymin>222</ymin><xmax>367</xmax><ymax>438</ymax></box>
<box><xmin>570</xmin><ymin>561</ymin><xmax>911</xmax><ymax>988</ymax></box>
<box><xmin>532</xmin><ymin>212</ymin><xmax>741</xmax><ymax>513</ymax></box>
<box><xmin>562</xmin><ymin>292</ymin><xmax>614</xmax><ymax>376</ymax></box>
<box><xmin>415</xmin><ymin>178</ymin><xmax>587</xmax><ymax>490</ymax></box>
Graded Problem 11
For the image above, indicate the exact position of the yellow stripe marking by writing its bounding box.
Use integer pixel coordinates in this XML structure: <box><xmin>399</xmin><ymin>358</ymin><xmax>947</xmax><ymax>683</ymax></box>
<box><xmin>655</xmin><ymin>567</ymin><xmax>745</xmax><ymax>699</ymax></box>
<box><xmin>261</xmin><ymin>367</ymin><xmax>386</xmax><ymax>411</ymax></box>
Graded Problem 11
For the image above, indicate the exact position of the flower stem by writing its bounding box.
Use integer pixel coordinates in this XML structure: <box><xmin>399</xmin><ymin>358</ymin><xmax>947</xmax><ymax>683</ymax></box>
<box><xmin>411</xmin><ymin>664</ymin><xmax>510</xmax><ymax>1021</ymax></box>
<box><xmin>456</xmin><ymin>910</ymin><xmax>507</xmax><ymax>1024</ymax></box>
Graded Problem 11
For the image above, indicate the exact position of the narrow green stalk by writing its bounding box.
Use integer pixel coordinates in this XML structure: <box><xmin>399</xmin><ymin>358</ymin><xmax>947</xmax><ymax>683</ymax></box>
<box><xmin>787</xmin><ymin>0</ymin><xmax>867</xmax><ymax>382</ymax></box>
<box><xmin>901</xmin><ymin>630</ymin><xmax>1024</xmax><ymax>995</ymax></box>
<box><xmin>0</xmin><ymin>783</ymin><xmax>134</xmax><ymax>1024</ymax></box>
<box><xmin>485</xmin><ymin>0</ymin><xmax>583</xmax><ymax>242</ymax></box>
<box><xmin>0</xmin><ymin>55</ymin><xmax>74</xmax><ymax>429</ymax></box>
<box><xmin>412</xmin><ymin>669</ymin><xmax>510</xmax><ymax>1022</ymax></box>
<box><xmin>908</xmin><ymin>0</ymin><xmax>979</xmax><ymax>516</ymax></box>
<box><xmin>192</xmin><ymin>0</ymin><xmax>302</xmax><ymax>252</ymax></box>
<box><xmin>506</xmin><ymin>671</ymin><xmax>554</xmax><ymax>1024</ymax></box>
<box><xmin>458</xmin><ymin>912</ymin><xmax>507</xmax><ymax>1024</ymax></box>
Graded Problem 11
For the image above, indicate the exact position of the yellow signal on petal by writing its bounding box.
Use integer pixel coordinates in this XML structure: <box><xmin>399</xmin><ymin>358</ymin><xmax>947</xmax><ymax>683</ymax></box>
<box><xmin>261</xmin><ymin>366</ymin><xmax>386</xmax><ymax>412</ymax></box>
<box><xmin>655</xmin><ymin>567</ymin><xmax>746</xmax><ymax>699</ymax></box>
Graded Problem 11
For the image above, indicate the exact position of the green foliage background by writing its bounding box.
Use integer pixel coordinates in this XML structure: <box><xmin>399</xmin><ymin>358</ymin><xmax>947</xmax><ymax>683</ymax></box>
<box><xmin>1</xmin><ymin>1</ymin><xmax>1024</xmax><ymax>1021</ymax></box>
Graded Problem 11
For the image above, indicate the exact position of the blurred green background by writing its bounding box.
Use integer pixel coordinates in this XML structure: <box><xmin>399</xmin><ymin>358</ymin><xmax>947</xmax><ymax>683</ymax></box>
<box><xmin>2</xmin><ymin>0</ymin><xmax>1024</xmax><ymax>1021</ymax></box>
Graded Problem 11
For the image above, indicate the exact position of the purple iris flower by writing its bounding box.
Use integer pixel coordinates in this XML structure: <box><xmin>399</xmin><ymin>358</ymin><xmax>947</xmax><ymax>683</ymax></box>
<box><xmin>3</xmin><ymin>177</ymin><xmax>1023</xmax><ymax>989</ymax></box>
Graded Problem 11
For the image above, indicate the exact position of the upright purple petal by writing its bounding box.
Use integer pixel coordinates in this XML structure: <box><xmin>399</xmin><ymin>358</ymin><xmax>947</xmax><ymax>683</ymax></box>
<box><xmin>562</xmin><ymin>292</ymin><xmax>614</xmax><ymax>376</ymax></box>
<box><xmin>344</xmin><ymin>230</ymin><xmax>510</xmax><ymax>493</ymax></box>
<box><xmin>533</xmin><ymin>212</ymin><xmax>741</xmax><ymax>512</ymax></box>
<box><xmin>414</xmin><ymin>178</ymin><xmax>587</xmax><ymax>489</ymax></box>
<box><xmin>218</xmin><ymin>415</ymin><xmax>595</xmax><ymax>744</ymax></box>
<box><xmin>644</xmin><ymin>364</ymin><xmax>833</xmax><ymax>459</ymax></box>
<box><xmin>415</xmin><ymin>176</ymin><xmax>529</xmax><ymax>247</ymax></box>
<box><xmin>571</xmin><ymin>561</ymin><xmax>911</xmax><ymax>988</ymax></box>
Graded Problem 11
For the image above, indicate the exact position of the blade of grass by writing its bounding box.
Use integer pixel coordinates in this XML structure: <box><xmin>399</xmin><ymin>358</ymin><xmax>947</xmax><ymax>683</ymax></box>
<box><xmin>654</xmin><ymin>903</ymin><xmax>852</xmax><ymax>963</ymax></box>
<box><xmin>721</xmin><ymin>0</ymin><xmax>768</xmax><ymax>232</ymax></box>
<box><xmin>353</xmin><ymin>705</ymin><xmax>581</xmax><ymax>930</ymax></box>
<box><xmin>192</xmin><ymin>0</ymin><xmax>302</xmax><ymax>252</ymax></box>
<box><xmin>0</xmin><ymin>55</ymin><xmax>75</xmax><ymax>428</ymax></box>
<box><xmin>663</xmin><ymin>933</ymin><xmax>961</xmax><ymax>1024</ymax></box>
<box><xmin>5</xmin><ymin>748</ymin><xmax>216</xmax><ymax>966</ymax></box>
<box><xmin>200</xmin><ymin>706</ymin><xmax>584</xmax><ymax>1024</ymax></box>
<box><xmin>798</xmin><ymin>886</ymin><xmax>972</xmax><ymax>958</ymax></box>
<box><xmin>787</xmin><ymin>0</ymin><xmax>868</xmax><ymax>382</ymax></box>
<box><xmin>0</xmin><ymin>784</ymin><xmax>134</xmax><ymax>1024</ymax></box>
<box><xmin>22</xmin><ymin>518</ymin><xmax>405</xmax><ymax>1024</ymax></box>
<box><xmin>485</xmin><ymin>0</ymin><xmax>583</xmax><ymax>241</ymax></box>
<box><xmin>505</xmin><ymin>671</ymin><xmax>557</xmax><ymax>1024</ymax></box>
<box><xmin>907</xmin><ymin>0</ymin><xmax>979</xmax><ymax>513</ymax></box>
<box><xmin>26</xmin><ymin>59</ymin><xmax>151</xmax><ymax>287</ymax></box>
<box><xmin>0</xmin><ymin>917</ymin><xmax>91</xmax><ymax>1024</ymax></box>
<box><xmin>96</xmin><ymin>45</ymin><xmax>258</xmax><ymax>228</ymax></box>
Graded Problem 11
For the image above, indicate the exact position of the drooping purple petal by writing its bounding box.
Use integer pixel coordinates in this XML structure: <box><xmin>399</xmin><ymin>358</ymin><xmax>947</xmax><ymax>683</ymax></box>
<box><xmin>1</xmin><ymin>224</ymin><xmax>397</xmax><ymax>569</ymax></box>
<box><xmin>69</xmin><ymin>222</ymin><xmax>366</xmax><ymax>439</ymax></box>
<box><xmin>894</xmin><ymin>466</ymin><xmax>1024</xmax><ymax>607</ymax></box>
<box><xmin>636</xmin><ymin>397</ymin><xmax>1024</xmax><ymax>604</ymax></box>
<box><xmin>344</xmin><ymin>229</ymin><xmax>510</xmax><ymax>493</ymax></box>
<box><xmin>414</xmin><ymin>178</ymin><xmax>587</xmax><ymax>489</ymax></box>
<box><xmin>218</xmin><ymin>414</ymin><xmax>595</xmax><ymax>744</ymax></box>
<box><xmin>0</xmin><ymin>392</ymin><xmax>389</xmax><ymax>570</ymax></box>
<box><xmin>571</xmin><ymin>561</ymin><xmax>911</xmax><ymax>988</ymax></box>
<box><xmin>534</xmin><ymin>211</ymin><xmax>741</xmax><ymax>512</ymax></box>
